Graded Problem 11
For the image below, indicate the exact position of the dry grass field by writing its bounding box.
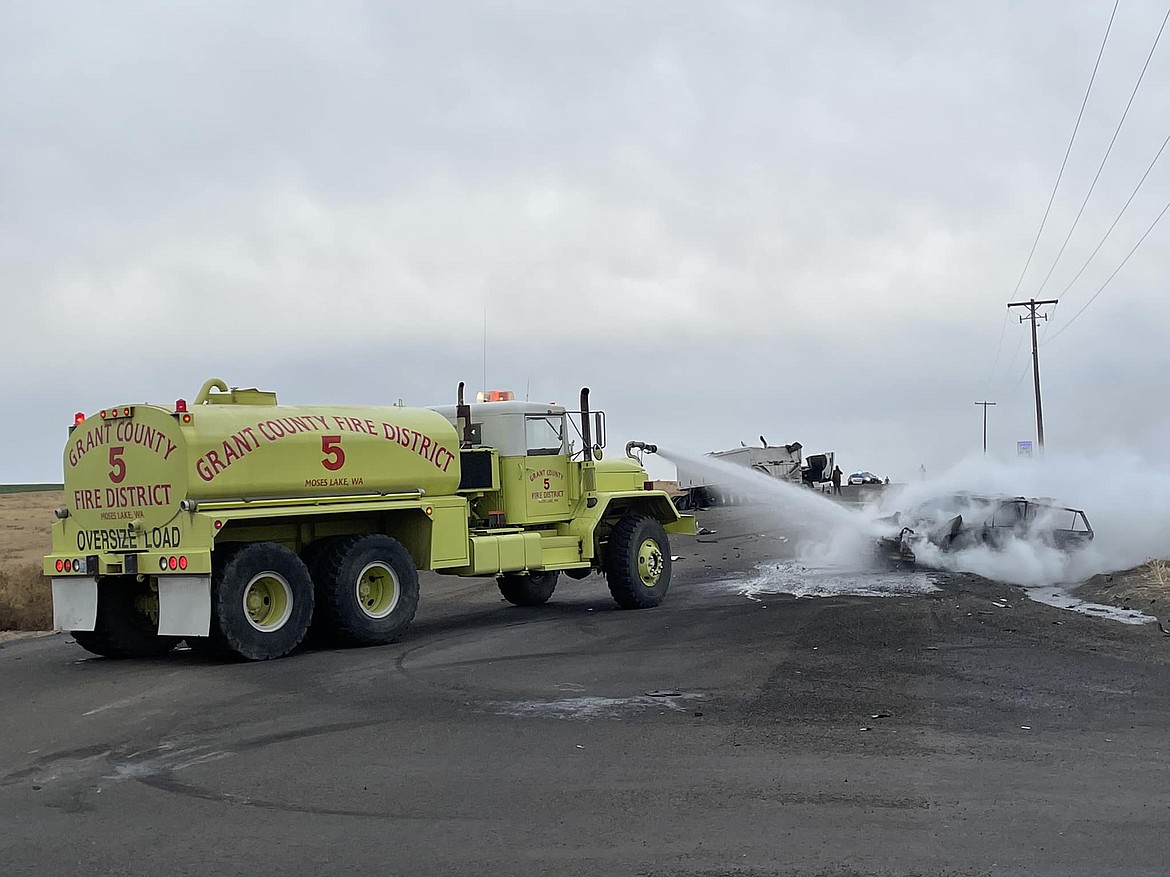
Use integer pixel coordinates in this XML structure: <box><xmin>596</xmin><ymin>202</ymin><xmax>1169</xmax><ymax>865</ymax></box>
<box><xmin>0</xmin><ymin>490</ymin><xmax>61</xmax><ymax>630</ymax></box>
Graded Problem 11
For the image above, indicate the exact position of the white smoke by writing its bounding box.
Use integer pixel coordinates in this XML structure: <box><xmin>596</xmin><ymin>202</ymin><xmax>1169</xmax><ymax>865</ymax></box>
<box><xmin>877</xmin><ymin>452</ymin><xmax>1170</xmax><ymax>585</ymax></box>
<box><xmin>656</xmin><ymin>447</ymin><xmax>883</xmax><ymax>567</ymax></box>
<box><xmin>659</xmin><ymin>447</ymin><xmax>1170</xmax><ymax>587</ymax></box>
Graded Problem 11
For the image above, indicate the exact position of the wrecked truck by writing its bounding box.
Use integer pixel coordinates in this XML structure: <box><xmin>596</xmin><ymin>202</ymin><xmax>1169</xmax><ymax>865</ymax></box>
<box><xmin>874</xmin><ymin>493</ymin><xmax>1094</xmax><ymax>568</ymax></box>
<box><xmin>671</xmin><ymin>439</ymin><xmax>835</xmax><ymax>509</ymax></box>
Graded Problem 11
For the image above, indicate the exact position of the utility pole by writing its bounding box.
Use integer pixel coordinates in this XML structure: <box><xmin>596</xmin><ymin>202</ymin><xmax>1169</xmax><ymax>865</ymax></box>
<box><xmin>975</xmin><ymin>401</ymin><xmax>996</xmax><ymax>454</ymax></box>
<box><xmin>1007</xmin><ymin>298</ymin><xmax>1058</xmax><ymax>453</ymax></box>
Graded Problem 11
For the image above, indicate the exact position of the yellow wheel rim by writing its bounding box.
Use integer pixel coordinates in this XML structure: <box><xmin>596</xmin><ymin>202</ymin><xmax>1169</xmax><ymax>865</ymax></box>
<box><xmin>242</xmin><ymin>573</ymin><xmax>293</xmax><ymax>632</ymax></box>
<box><xmin>356</xmin><ymin>562</ymin><xmax>400</xmax><ymax>619</ymax></box>
<box><xmin>636</xmin><ymin>538</ymin><xmax>665</xmax><ymax>587</ymax></box>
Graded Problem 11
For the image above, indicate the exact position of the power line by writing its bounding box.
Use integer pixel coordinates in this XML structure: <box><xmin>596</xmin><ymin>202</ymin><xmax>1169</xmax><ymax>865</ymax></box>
<box><xmin>1002</xmin><ymin>327</ymin><xmax>1027</xmax><ymax>386</ymax></box>
<box><xmin>1014</xmin><ymin>357</ymin><xmax>1033</xmax><ymax>391</ymax></box>
<box><xmin>1053</xmin><ymin>129</ymin><xmax>1170</xmax><ymax>301</ymax></box>
<box><xmin>1008</xmin><ymin>0</ymin><xmax>1119</xmax><ymax>299</ymax></box>
<box><xmin>984</xmin><ymin>309</ymin><xmax>1010</xmax><ymax>391</ymax></box>
<box><xmin>1034</xmin><ymin>3</ymin><xmax>1170</xmax><ymax>298</ymax></box>
<box><xmin>1044</xmin><ymin>196</ymin><xmax>1170</xmax><ymax>344</ymax></box>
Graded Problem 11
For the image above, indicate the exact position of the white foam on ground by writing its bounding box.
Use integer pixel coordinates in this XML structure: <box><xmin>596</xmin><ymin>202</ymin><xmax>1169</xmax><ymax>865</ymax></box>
<box><xmin>490</xmin><ymin>693</ymin><xmax>701</xmax><ymax>720</ymax></box>
<box><xmin>723</xmin><ymin>560</ymin><xmax>940</xmax><ymax>600</ymax></box>
<box><xmin>1021</xmin><ymin>584</ymin><xmax>1154</xmax><ymax>625</ymax></box>
<box><xmin>719</xmin><ymin>562</ymin><xmax>1156</xmax><ymax>626</ymax></box>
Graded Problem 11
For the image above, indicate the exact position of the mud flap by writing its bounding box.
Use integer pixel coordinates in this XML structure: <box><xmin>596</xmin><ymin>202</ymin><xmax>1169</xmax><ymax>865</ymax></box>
<box><xmin>52</xmin><ymin>577</ymin><xmax>98</xmax><ymax>631</ymax></box>
<box><xmin>157</xmin><ymin>575</ymin><xmax>212</xmax><ymax>637</ymax></box>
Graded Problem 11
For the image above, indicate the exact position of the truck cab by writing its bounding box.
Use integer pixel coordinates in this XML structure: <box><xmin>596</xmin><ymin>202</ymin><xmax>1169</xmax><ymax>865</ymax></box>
<box><xmin>431</xmin><ymin>394</ymin><xmax>604</xmax><ymax>527</ymax></box>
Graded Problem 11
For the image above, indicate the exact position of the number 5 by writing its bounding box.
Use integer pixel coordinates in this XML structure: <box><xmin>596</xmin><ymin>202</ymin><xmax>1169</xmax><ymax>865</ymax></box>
<box><xmin>321</xmin><ymin>435</ymin><xmax>345</xmax><ymax>471</ymax></box>
<box><xmin>108</xmin><ymin>446</ymin><xmax>126</xmax><ymax>483</ymax></box>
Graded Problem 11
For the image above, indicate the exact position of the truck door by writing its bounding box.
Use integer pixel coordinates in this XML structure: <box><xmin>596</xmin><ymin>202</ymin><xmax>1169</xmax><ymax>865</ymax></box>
<box><xmin>522</xmin><ymin>414</ymin><xmax>572</xmax><ymax>521</ymax></box>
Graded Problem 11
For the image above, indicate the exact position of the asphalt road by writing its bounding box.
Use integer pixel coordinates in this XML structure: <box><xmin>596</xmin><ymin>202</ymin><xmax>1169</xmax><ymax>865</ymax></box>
<box><xmin>2</xmin><ymin>507</ymin><xmax>1169</xmax><ymax>877</ymax></box>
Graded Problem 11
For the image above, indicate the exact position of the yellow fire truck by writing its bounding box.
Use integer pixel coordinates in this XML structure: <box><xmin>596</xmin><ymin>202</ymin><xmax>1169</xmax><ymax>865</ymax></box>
<box><xmin>45</xmin><ymin>379</ymin><xmax>692</xmax><ymax>661</ymax></box>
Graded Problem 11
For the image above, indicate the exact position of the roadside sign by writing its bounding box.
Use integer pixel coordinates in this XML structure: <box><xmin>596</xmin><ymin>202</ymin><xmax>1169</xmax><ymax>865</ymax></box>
<box><xmin>1017</xmin><ymin>441</ymin><xmax>1033</xmax><ymax>458</ymax></box>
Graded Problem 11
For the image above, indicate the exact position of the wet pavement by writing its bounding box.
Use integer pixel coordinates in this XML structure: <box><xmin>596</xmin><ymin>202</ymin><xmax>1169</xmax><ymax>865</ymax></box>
<box><xmin>2</xmin><ymin>505</ymin><xmax>1169</xmax><ymax>876</ymax></box>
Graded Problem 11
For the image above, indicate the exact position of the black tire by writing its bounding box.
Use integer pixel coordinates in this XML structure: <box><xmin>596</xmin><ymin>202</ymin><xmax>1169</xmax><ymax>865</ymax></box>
<box><xmin>604</xmin><ymin>514</ymin><xmax>672</xmax><ymax>609</ymax></box>
<box><xmin>497</xmin><ymin>570</ymin><xmax>559</xmax><ymax>607</ymax></box>
<box><xmin>206</xmin><ymin>542</ymin><xmax>315</xmax><ymax>661</ymax></box>
<box><xmin>71</xmin><ymin>577</ymin><xmax>181</xmax><ymax>659</ymax></box>
<box><xmin>312</xmin><ymin>535</ymin><xmax>420</xmax><ymax>647</ymax></box>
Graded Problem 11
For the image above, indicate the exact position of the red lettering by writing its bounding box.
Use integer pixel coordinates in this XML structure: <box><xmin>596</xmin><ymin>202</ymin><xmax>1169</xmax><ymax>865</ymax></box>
<box><xmin>205</xmin><ymin>449</ymin><xmax>226</xmax><ymax>479</ymax></box>
<box><xmin>222</xmin><ymin>438</ymin><xmax>241</xmax><ymax>465</ymax></box>
<box><xmin>108</xmin><ymin>446</ymin><xmax>126</xmax><ymax>483</ymax></box>
<box><xmin>322</xmin><ymin>435</ymin><xmax>345</xmax><ymax>471</ymax></box>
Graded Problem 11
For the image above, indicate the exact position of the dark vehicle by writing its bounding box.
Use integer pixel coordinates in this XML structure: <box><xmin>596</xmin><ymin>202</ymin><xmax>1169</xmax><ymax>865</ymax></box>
<box><xmin>875</xmin><ymin>492</ymin><xmax>1094</xmax><ymax>568</ymax></box>
<box><xmin>848</xmin><ymin>471</ymin><xmax>882</xmax><ymax>485</ymax></box>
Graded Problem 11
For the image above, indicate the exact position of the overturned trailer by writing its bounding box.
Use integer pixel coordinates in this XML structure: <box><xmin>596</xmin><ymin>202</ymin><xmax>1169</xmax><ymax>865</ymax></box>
<box><xmin>669</xmin><ymin>439</ymin><xmax>835</xmax><ymax>510</ymax></box>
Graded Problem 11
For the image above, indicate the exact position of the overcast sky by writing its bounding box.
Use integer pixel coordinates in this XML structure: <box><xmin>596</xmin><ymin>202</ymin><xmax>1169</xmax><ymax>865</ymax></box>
<box><xmin>3</xmin><ymin>1</ymin><xmax>1169</xmax><ymax>483</ymax></box>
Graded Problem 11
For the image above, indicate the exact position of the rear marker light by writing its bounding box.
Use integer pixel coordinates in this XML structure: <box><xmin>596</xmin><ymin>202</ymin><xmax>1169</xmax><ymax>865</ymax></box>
<box><xmin>214</xmin><ymin>520</ymin><xmax>223</xmax><ymax>529</ymax></box>
<box><xmin>178</xmin><ymin>555</ymin><xmax>188</xmax><ymax>570</ymax></box>
<box><xmin>100</xmin><ymin>410</ymin><xmax>108</xmax><ymax>419</ymax></box>
<box><xmin>168</xmin><ymin>556</ymin><xmax>178</xmax><ymax>570</ymax></box>
<box><xmin>55</xmin><ymin>559</ymin><xmax>64</xmax><ymax>572</ymax></box>
<box><xmin>182</xmin><ymin>414</ymin><xmax>192</xmax><ymax>424</ymax></box>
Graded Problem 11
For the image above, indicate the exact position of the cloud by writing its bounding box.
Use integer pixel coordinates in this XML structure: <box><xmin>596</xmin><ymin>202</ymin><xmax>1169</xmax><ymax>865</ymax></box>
<box><xmin>3</xmin><ymin>0</ymin><xmax>1169</xmax><ymax>484</ymax></box>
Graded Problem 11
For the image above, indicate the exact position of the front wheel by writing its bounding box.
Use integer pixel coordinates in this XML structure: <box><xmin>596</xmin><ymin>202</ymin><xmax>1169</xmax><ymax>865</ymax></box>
<box><xmin>206</xmin><ymin>542</ymin><xmax>315</xmax><ymax>661</ymax></box>
<box><xmin>72</xmin><ymin>577</ymin><xmax>180</xmax><ymax>658</ymax></box>
<box><xmin>605</xmin><ymin>514</ymin><xmax>672</xmax><ymax>609</ymax></box>
<box><xmin>497</xmin><ymin>570</ymin><xmax>559</xmax><ymax>607</ymax></box>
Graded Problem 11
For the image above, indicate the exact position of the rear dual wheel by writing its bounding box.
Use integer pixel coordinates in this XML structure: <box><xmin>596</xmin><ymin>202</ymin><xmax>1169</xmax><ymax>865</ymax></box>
<box><xmin>311</xmin><ymin>535</ymin><xmax>420</xmax><ymax>647</ymax></box>
<box><xmin>72</xmin><ymin>577</ymin><xmax>180</xmax><ymax>659</ymax></box>
<box><xmin>497</xmin><ymin>570</ymin><xmax>559</xmax><ymax>607</ymax></box>
<box><xmin>193</xmin><ymin>542</ymin><xmax>315</xmax><ymax>661</ymax></box>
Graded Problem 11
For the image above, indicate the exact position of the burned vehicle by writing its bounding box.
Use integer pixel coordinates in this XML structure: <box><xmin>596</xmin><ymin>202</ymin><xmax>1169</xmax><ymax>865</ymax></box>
<box><xmin>875</xmin><ymin>493</ymin><xmax>1094</xmax><ymax>568</ymax></box>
